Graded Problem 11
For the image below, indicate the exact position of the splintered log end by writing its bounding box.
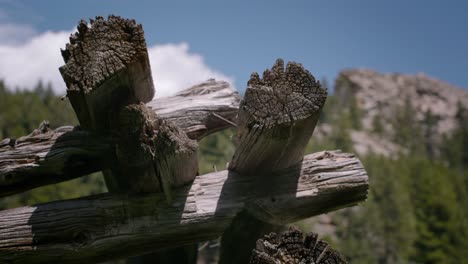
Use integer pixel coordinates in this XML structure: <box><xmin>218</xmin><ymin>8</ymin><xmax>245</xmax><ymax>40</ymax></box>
<box><xmin>243</xmin><ymin>58</ymin><xmax>327</xmax><ymax>128</ymax></box>
<box><xmin>60</xmin><ymin>15</ymin><xmax>152</xmax><ymax>97</ymax></box>
<box><xmin>60</xmin><ymin>15</ymin><xmax>154</xmax><ymax>131</ymax></box>
<box><xmin>250</xmin><ymin>227</ymin><xmax>347</xmax><ymax>264</ymax></box>
<box><xmin>230</xmin><ymin>59</ymin><xmax>328</xmax><ymax>173</ymax></box>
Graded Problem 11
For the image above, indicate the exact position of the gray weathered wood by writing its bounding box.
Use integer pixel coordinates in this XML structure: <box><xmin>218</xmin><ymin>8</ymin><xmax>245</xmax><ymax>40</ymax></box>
<box><xmin>0</xmin><ymin>151</ymin><xmax>368</xmax><ymax>264</ymax></box>
<box><xmin>0</xmin><ymin>125</ymin><xmax>112</xmax><ymax>197</ymax></box>
<box><xmin>104</xmin><ymin>103</ymin><xmax>199</xmax><ymax>263</ymax></box>
<box><xmin>148</xmin><ymin>79</ymin><xmax>241</xmax><ymax>140</ymax></box>
<box><xmin>0</xmin><ymin>80</ymin><xmax>239</xmax><ymax>197</ymax></box>
<box><xmin>60</xmin><ymin>15</ymin><xmax>154</xmax><ymax>132</ymax></box>
<box><xmin>59</xmin><ymin>16</ymin><xmax>202</xmax><ymax>263</ymax></box>
<box><xmin>220</xmin><ymin>59</ymin><xmax>328</xmax><ymax>264</ymax></box>
<box><xmin>102</xmin><ymin>103</ymin><xmax>198</xmax><ymax>197</ymax></box>
<box><xmin>104</xmin><ymin>104</ymin><xmax>200</xmax><ymax>263</ymax></box>
<box><xmin>228</xmin><ymin>59</ymin><xmax>327</xmax><ymax>174</ymax></box>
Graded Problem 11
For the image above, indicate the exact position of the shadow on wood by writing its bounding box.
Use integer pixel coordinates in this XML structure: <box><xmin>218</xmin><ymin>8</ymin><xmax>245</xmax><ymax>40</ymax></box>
<box><xmin>0</xmin><ymin>15</ymin><xmax>369</xmax><ymax>264</ymax></box>
<box><xmin>0</xmin><ymin>151</ymin><xmax>367</xmax><ymax>263</ymax></box>
<box><xmin>0</xmin><ymin>124</ymin><xmax>112</xmax><ymax>197</ymax></box>
<box><xmin>219</xmin><ymin>59</ymin><xmax>328</xmax><ymax>264</ymax></box>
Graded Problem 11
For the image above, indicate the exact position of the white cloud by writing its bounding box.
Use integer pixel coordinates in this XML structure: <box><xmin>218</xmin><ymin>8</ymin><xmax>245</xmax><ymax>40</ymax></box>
<box><xmin>0</xmin><ymin>26</ymin><xmax>234</xmax><ymax>98</ymax></box>
<box><xmin>0</xmin><ymin>28</ymin><xmax>70</xmax><ymax>92</ymax></box>
<box><xmin>149</xmin><ymin>43</ymin><xmax>234</xmax><ymax>97</ymax></box>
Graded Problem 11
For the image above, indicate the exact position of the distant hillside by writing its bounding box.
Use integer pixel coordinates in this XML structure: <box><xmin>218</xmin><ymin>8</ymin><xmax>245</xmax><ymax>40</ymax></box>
<box><xmin>337</xmin><ymin>69</ymin><xmax>468</xmax><ymax>135</ymax></box>
<box><xmin>307</xmin><ymin>69</ymin><xmax>468</xmax><ymax>264</ymax></box>
<box><xmin>315</xmin><ymin>69</ymin><xmax>468</xmax><ymax>157</ymax></box>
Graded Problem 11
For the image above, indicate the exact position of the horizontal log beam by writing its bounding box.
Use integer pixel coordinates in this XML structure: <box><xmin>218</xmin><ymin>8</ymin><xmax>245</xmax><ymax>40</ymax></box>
<box><xmin>0</xmin><ymin>126</ymin><xmax>112</xmax><ymax>197</ymax></box>
<box><xmin>0</xmin><ymin>151</ymin><xmax>368</xmax><ymax>264</ymax></box>
<box><xmin>148</xmin><ymin>79</ymin><xmax>240</xmax><ymax>140</ymax></box>
<box><xmin>0</xmin><ymin>80</ymin><xmax>240</xmax><ymax>197</ymax></box>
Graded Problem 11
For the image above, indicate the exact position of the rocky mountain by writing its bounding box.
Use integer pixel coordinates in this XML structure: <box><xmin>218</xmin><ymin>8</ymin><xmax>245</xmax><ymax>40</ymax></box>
<box><xmin>325</xmin><ymin>69</ymin><xmax>468</xmax><ymax>156</ymax></box>
<box><xmin>308</xmin><ymin>70</ymin><xmax>468</xmax><ymax>262</ymax></box>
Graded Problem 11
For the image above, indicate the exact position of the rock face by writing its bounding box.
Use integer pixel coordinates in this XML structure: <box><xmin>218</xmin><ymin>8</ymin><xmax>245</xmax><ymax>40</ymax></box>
<box><xmin>333</xmin><ymin>69</ymin><xmax>468</xmax><ymax>156</ymax></box>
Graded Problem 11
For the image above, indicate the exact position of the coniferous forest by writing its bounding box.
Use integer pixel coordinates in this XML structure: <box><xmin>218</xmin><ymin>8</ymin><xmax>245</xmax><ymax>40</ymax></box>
<box><xmin>0</xmin><ymin>78</ymin><xmax>467</xmax><ymax>264</ymax></box>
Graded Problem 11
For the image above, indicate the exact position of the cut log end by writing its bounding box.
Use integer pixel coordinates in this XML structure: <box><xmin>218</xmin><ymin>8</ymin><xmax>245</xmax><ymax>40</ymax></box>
<box><xmin>60</xmin><ymin>15</ymin><xmax>151</xmax><ymax>96</ymax></box>
<box><xmin>242</xmin><ymin>58</ymin><xmax>327</xmax><ymax>128</ymax></box>
<box><xmin>223</xmin><ymin>59</ymin><xmax>329</xmax><ymax>263</ymax></box>
<box><xmin>60</xmin><ymin>15</ymin><xmax>154</xmax><ymax>131</ymax></box>
<box><xmin>229</xmin><ymin>59</ymin><xmax>328</xmax><ymax>174</ymax></box>
<box><xmin>250</xmin><ymin>227</ymin><xmax>347</xmax><ymax>264</ymax></box>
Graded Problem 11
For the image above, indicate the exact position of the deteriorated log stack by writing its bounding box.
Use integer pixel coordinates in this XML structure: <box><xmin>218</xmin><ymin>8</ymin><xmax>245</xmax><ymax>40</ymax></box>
<box><xmin>0</xmin><ymin>80</ymin><xmax>240</xmax><ymax>197</ymax></box>
<box><xmin>59</xmin><ymin>15</ymin><xmax>199</xmax><ymax>263</ymax></box>
<box><xmin>0</xmin><ymin>15</ymin><xmax>369</xmax><ymax>264</ymax></box>
<box><xmin>58</xmin><ymin>15</ymin><xmax>201</xmax><ymax>199</ymax></box>
<box><xmin>250</xmin><ymin>227</ymin><xmax>347</xmax><ymax>264</ymax></box>
<box><xmin>220</xmin><ymin>59</ymin><xmax>327</xmax><ymax>264</ymax></box>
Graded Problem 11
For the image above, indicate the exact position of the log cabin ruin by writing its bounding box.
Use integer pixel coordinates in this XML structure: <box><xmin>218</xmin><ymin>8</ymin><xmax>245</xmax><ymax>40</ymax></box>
<box><xmin>0</xmin><ymin>16</ymin><xmax>368</xmax><ymax>263</ymax></box>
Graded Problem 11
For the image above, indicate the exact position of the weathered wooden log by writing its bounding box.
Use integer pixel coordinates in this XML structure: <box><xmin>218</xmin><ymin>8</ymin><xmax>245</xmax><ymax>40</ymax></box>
<box><xmin>250</xmin><ymin>227</ymin><xmax>347</xmax><ymax>264</ymax></box>
<box><xmin>60</xmin><ymin>15</ymin><xmax>154</xmax><ymax>132</ymax></box>
<box><xmin>148</xmin><ymin>79</ymin><xmax>241</xmax><ymax>140</ymax></box>
<box><xmin>229</xmin><ymin>59</ymin><xmax>327</xmax><ymax>173</ymax></box>
<box><xmin>220</xmin><ymin>59</ymin><xmax>328</xmax><ymax>264</ymax></box>
<box><xmin>103</xmin><ymin>103</ymin><xmax>198</xmax><ymax>197</ymax></box>
<box><xmin>105</xmin><ymin>101</ymin><xmax>199</xmax><ymax>264</ymax></box>
<box><xmin>0</xmin><ymin>151</ymin><xmax>368</xmax><ymax>264</ymax></box>
<box><xmin>59</xmin><ymin>16</ymin><xmax>201</xmax><ymax>263</ymax></box>
<box><xmin>0</xmin><ymin>124</ymin><xmax>112</xmax><ymax>197</ymax></box>
<box><xmin>0</xmin><ymin>80</ymin><xmax>238</xmax><ymax>197</ymax></box>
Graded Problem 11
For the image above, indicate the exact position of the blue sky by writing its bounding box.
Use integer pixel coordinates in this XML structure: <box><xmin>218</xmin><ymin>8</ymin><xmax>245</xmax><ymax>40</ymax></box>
<box><xmin>0</xmin><ymin>0</ymin><xmax>467</xmax><ymax>95</ymax></box>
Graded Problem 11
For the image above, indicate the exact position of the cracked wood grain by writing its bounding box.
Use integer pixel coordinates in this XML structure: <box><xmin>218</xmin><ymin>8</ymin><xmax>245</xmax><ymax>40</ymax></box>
<box><xmin>0</xmin><ymin>151</ymin><xmax>368</xmax><ymax>264</ymax></box>
<box><xmin>220</xmin><ymin>59</ymin><xmax>328</xmax><ymax>264</ymax></box>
